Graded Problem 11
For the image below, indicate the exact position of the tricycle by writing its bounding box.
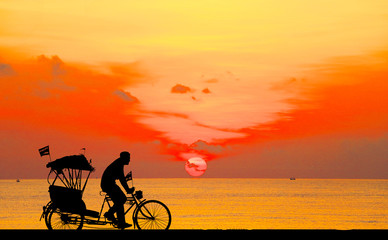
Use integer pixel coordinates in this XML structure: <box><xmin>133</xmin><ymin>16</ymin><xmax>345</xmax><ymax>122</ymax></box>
<box><xmin>40</xmin><ymin>154</ymin><xmax>171</xmax><ymax>230</ymax></box>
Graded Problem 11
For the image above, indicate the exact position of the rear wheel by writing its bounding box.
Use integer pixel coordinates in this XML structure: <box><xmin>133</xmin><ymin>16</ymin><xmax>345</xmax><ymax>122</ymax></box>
<box><xmin>47</xmin><ymin>207</ymin><xmax>84</xmax><ymax>230</ymax></box>
<box><xmin>134</xmin><ymin>200</ymin><xmax>171</xmax><ymax>230</ymax></box>
<box><xmin>43</xmin><ymin>202</ymin><xmax>54</xmax><ymax>229</ymax></box>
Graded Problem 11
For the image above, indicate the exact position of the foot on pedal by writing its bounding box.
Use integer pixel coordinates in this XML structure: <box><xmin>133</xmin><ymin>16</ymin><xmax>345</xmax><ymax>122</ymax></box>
<box><xmin>104</xmin><ymin>212</ymin><xmax>117</xmax><ymax>223</ymax></box>
<box><xmin>117</xmin><ymin>222</ymin><xmax>132</xmax><ymax>229</ymax></box>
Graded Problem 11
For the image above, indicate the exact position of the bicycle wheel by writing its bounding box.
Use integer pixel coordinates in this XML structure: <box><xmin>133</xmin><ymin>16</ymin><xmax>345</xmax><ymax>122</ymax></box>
<box><xmin>47</xmin><ymin>207</ymin><xmax>84</xmax><ymax>230</ymax></box>
<box><xmin>134</xmin><ymin>200</ymin><xmax>171</xmax><ymax>230</ymax></box>
<box><xmin>43</xmin><ymin>202</ymin><xmax>54</xmax><ymax>229</ymax></box>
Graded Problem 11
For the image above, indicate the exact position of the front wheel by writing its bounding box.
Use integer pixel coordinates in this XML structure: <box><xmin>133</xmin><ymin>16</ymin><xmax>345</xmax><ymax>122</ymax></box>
<box><xmin>134</xmin><ymin>200</ymin><xmax>171</xmax><ymax>230</ymax></box>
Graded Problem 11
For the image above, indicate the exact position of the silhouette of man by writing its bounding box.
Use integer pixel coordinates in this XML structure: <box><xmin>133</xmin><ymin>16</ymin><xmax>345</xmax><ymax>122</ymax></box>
<box><xmin>101</xmin><ymin>151</ymin><xmax>134</xmax><ymax>229</ymax></box>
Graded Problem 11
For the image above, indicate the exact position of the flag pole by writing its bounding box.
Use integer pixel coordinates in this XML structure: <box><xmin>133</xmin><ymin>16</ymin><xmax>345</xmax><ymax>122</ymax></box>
<box><xmin>47</xmin><ymin>145</ymin><xmax>52</xmax><ymax>162</ymax></box>
<box><xmin>131</xmin><ymin>171</ymin><xmax>133</xmax><ymax>188</ymax></box>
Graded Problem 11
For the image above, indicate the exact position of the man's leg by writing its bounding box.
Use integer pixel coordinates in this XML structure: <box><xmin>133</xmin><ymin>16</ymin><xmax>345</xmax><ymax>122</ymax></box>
<box><xmin>115</xmin><ymin>204</ymin><xmax>125</xmax><ymax>224</ymax></box>
<box><xmin>105</xmin><ymin>185</ymin><xmax>123</xmax><ymax>220</ymax></box>
<box><xmin>106</xmin><ymin>185</ymin><xmax>131</xmax><ymax>228</ymax></box>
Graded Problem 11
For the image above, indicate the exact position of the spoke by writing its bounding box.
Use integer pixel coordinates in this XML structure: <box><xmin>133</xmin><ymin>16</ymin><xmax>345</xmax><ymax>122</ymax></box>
<box><xmin>135</xmin><ymin>201</ymin><xmax>171</xmax><ymax>230</ymax></box>
<box><xmin>49</xmin><ymin>209</ymin><xmax>83</xmax><ymax>230</ymax></box>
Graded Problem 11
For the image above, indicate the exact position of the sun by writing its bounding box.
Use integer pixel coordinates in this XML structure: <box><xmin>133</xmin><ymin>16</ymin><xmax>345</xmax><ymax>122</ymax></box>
<box><xmin>184</xmin><ymin>157</ymin><xmax>207</xmax><ymax>177</ymax></box>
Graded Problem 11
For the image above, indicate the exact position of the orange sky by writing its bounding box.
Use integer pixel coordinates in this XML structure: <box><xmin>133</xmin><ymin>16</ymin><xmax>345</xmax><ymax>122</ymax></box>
<box><xmin>0</xmin><ymin>1</ymin><xmax>388</xmax><ymax>178</ymax></box>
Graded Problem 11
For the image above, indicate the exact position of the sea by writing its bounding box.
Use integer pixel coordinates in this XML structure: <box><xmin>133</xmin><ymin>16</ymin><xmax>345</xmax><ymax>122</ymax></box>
<box><xmin>0</xmin><ymin>178</ymin><xmax>387</xmax><ymax>229</ymax></box>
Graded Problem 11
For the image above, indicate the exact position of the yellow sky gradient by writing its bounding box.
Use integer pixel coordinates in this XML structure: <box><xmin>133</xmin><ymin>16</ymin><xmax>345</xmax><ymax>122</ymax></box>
<box><xmin>1</xmin><ymin>0</ymin><xmax>387</xmax><ymax>64</ymax></box>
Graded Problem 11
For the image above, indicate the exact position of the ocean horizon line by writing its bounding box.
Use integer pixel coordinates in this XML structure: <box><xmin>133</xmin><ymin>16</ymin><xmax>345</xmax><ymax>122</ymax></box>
<box><xmin>2</xmin><ymin>177</ymin><xmax>387</xmax><ymax>180</ymax></box>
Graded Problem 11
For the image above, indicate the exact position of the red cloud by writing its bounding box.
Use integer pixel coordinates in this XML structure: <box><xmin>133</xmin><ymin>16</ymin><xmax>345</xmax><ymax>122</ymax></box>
<box><xmin>202</xmin><ymin>88</ymin><xmax>211</xmax><ymax>94</ymax></box>
<box><xmin>171</xmin><ymin>83</ymin><xmax>192</xmax><ymax>93</ymax></box>
<box><xmin>2</xmin><ymin>49</ymin><xmax>388</xmax><ymax>168</ymax></box>
<box><xmin>233</xmin><ymin>50</ymin><xmax>388</xmax><ymax>145</ymax></box>
<box><xmin>0</xmin><ymin>54</ymin><xmax>158</xmax><ymax>142</ymax></box>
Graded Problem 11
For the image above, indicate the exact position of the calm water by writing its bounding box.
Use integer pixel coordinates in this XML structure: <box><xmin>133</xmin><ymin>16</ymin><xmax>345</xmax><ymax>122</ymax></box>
<box><xmin>0</xmin><ymin>178</ymin><xmax>387</xmax><ymax>229</ymax></box>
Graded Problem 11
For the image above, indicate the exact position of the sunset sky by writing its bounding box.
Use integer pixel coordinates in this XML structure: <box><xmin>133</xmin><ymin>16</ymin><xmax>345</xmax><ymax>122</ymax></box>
<box><xmin>1</xmin><ymin>0</ymin><xmax>387</xmax><ymax>178</ymax></box>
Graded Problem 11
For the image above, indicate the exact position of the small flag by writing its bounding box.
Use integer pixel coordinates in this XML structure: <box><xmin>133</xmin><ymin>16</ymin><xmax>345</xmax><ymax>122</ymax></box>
<box><xmin>125</xmin><ymin>171</ymin><xmax>132</xmax><ymax>181</ymax></box>
<box><xmin>38</xmin><ymin>146</ymin><xmax>50</xmax><ymax>157</ymax></box>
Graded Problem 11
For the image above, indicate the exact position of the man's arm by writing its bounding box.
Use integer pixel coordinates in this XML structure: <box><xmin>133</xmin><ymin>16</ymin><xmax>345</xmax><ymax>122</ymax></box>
<box><xmin>119</xmin><ymin>167</ymin><xmax>133</xmax><ymax>194</ymax></box>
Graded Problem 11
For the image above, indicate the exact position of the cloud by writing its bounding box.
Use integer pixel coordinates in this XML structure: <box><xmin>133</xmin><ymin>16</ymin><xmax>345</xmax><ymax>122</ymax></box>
<box><xmin>35</xmin><ymin>79</ymin><xmax>76</xmax><ymax>98</ymax></box>
<box><xmin>0</xmin><ymin>54</ymin><xmax>156</xmax><ymax>142</ymax></box>
<box><xmin>229</xmin><ymin>49</ymin><xmax>388</xmax><ymax>147</ymax></box>
<box><xmin>202</xmin><ymin>88</ymin><xmax>211</xmax><ymax>94</ymax></box>
<box><xmin>3</xmin><ymin>47</ymin><xmax>388</xmax><ymax>179</ymax></box>
<box><xmin>138</xmin><ymin>112</ymin><xmax>246</xmax><ymax>145</ymax></box>
<box><xmin>188</xmin><ymin>49</ymin><xmax>388</xmax><ymax>177</ymax></box>
<box><xmin>171</xmin><ymin>83</ymin><xmax>192</xmax><ymax>93</ymax></box>
<box><xmin>190</xmin><ymin>140</ymin><xmax>224</xmax><ymax>154</ymax></box>
<box><xmin>185</xmin><ymin>161</ymin><xmax>206</xmax><ymax>172</ymax></box>
<box><xmin>204</xmin><ymin>78</ymin><xmax>218</xmax><ymax>83</ymax></box>
<box><xmin>113</xmin><ymin>89</ymin><xmax>139</xmax><ymax>103</ymax></box>
<box><xmin>0</xmin><ymin>63</ymin><xmax>14</xmax><ymax>76</ymax></box>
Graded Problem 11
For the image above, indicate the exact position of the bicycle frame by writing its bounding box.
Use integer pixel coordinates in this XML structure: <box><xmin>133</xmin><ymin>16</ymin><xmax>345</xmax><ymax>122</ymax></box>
<box><xmin>83</xmin><ymin>191</ymin><xmax>147</xmax><ymax>226</ymax></box>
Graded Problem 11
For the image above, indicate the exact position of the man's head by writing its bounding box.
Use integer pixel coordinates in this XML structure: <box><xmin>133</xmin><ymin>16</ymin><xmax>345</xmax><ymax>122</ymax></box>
<box><xmin>120</xmin><ymin>151</ymin><xmax>130</xmax><ymax>165</ymax></box>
